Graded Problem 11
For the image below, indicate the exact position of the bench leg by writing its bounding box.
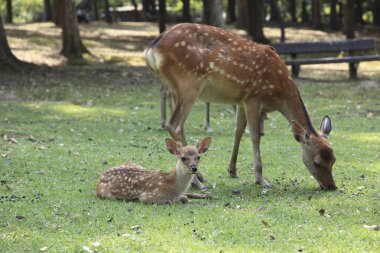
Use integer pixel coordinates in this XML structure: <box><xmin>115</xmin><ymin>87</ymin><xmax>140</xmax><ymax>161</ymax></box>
<box><xmin>292</xmin><ymin>65</ymin><xmax>300</xmax><ymax>78</ymax></box>
<box><xmin>349</xmin><ymin>63</ymin><xmax>358</xmax><ymax>80</ymax></box>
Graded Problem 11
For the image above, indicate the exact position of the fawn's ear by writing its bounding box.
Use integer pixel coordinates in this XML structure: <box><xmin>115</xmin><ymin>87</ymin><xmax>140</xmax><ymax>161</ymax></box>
<box><xmin>320</xmin><ymin>115</ymin><xmax>332</xmax><ymax>138</ymax></box>
<box><xmin>291</xmin><ymin>121</ymin><xmax>310</xmax><ymax>145</ymax></box>
<box><xmin>165</xmin><ymin>138</ymin><xmax>181</xmax><ymax>155</ymax></box>
<box><xmin>197</xmin><ymin>137</ymin><xmax>212</xmax><ymax>154</ymax></box>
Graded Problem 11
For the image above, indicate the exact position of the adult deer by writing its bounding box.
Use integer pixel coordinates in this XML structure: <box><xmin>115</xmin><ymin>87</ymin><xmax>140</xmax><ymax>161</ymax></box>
<box><xmin>145</xmin><ymin>23</ymin><xmax>337</xmax><ymax>190</ymax></box>
<box><xmin>97</xmin><ymin>137</ymin><xmax>212</xmax><ymax>204</ymax></box>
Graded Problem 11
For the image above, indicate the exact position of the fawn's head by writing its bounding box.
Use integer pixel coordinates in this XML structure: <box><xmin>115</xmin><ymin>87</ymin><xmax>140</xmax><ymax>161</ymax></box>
<box><xmin>165</xmin><ymin>137</ymin><xmax>212</xmax><ymax>174</ymax></box>
<box><xmin>292</xmin><ymin>116</ymin><xmax>337</xmax><ymax>190</ymax></box>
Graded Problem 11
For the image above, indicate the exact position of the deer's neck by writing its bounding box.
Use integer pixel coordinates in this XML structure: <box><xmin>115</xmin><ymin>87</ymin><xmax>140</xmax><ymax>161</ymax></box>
<box><xmin>282</xmin><ymin>88</ymin><xmax>318</xmax><ymax>136</ymax></box>
<box><xmin>171</xmin><ymin>160</ymin><xmax>194</xmax><ymax>194</ymax></box>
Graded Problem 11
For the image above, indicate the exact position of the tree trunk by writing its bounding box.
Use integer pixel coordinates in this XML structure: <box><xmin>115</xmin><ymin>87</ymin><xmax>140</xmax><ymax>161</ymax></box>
<box><xmin>329</xmin><ymin>0</ymin><xmax>339</xmax><ymax>30</ymax></box>
<box><xmin>268</xmin><ymin>0</ymin><xmax>285</xmax><ymax>42</ymax></box>
<box><xmin>104</xmin><ymin>0</ymin><xmax>112</xmax><ymax>23</ymax></box>
<box><xmin>43</xmin><ymin>0</ymin><xmax>52</xmax><ymax>22</ymax></box>
<box><xmin>61</xmin><ymin>0</ymin><xmax>90</xmax><ymax>59</ymax></box>
<box><xmin>202</xmin><ymin>0</ymin><xmax>225</xmax><ymax>27</ymax></box>
<box><xmin>182</xmin><ymin>0</ymin><xmax>192</xmax><ymax>22</ymax></box>
<box><xmin>227</xmin><ymin>0</ymin><xmax>236</xmax><ymax>24</ymax></box>
<box><xmin>301</xmin><ymin>0</ymin><xmax>309</xmax><ymax>23</ymax></box>
<box><xmin>343</xmin><ymin>0</ymin><xmax>355</xmax><ymax>39</ymax></box>
<box><xmin>312</xmin><ymin>0</ymin><xmax>322</xmax><ymax>29</ymax></box>
<box><xmin>5</xmin><ymin>0</ymin><xmax>13</xmax><ymax>24</ymax></box>
<box><xmin>0</xmin><ymin>13</ymin><xmax>33</xmax><ymax>71</ymax></box>
<box><xmin>374</xmin><ymin>0</ymin><xmax>380</xmax><ymax>26</ymax></box>
<box><xmin>236</xmin><ymin>0</ymin><xmax>248</xmax><ymax>28</ymax></box>
<box><xmin>289</xmin><ymin>0</ymin><xmax>297</xmax><ymax>23</ymax></box>
<box><xmin>52</xmin><ymin>0</ymin><xmax>63</xmax><ymax>26</ymax></box>
<box><xmin>92</xmin><ymin>0</ymin><xmax>99</xmax><ymax>21</ymax></box>
<box><xmin>131</xmin><ymin>0</ymin><xmax>140</xmax><ymax>21</ymax></box>
<box><xmin>355</xmin><ymin>0</ymin><xmax>364</xmax><ymax>24</ymax></box>
<box><xmin>158</xmin><ymin>0</ymin><xmax>166</xmax><ymax>33</ymax></box>
<box><xmin>269</xmin><ymin>0</ymin><xmax>278</xmax><ymax>22</ymax></box>
<box><xmin>247</xmin><ymin>0</ymin><xmax>268</xmax><ymax>43</ymax></box>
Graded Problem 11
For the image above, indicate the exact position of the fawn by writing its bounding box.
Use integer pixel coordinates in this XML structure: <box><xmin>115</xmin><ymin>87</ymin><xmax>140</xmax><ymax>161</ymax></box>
<box><xmin>96</xmin><ymin>137</ymin><xmax>212</xmax><ymax>204</ymax></box>
<box><xmin>145</xmin><ymin>23</ymin><xmax>337</xmax><ymax>190</ymax></box>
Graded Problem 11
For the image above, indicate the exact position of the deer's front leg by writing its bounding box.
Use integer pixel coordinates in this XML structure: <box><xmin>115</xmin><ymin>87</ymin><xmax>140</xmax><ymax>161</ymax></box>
<box><xmin>228</xmin><ymin>105</ymin><xmax>247</xmax><ymax>178</ymax></box>
<box><xmin>244</xmin><ymin>100</ymin><xmax>270</xmax><ymax>187</ymax></box>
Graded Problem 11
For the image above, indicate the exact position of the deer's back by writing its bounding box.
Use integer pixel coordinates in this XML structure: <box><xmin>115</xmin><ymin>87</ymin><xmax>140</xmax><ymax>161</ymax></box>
<box><xmin>147</xmin><ymin>23</ymin><xmax>298</xmax><ymax>108</ymax></box>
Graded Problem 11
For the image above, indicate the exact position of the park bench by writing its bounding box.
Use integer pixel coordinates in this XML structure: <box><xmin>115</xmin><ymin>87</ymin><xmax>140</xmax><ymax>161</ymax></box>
<box><xmin>272</xmin><ymin>38</ymin><xmax>380</xmax><ymax>79</ymax></box>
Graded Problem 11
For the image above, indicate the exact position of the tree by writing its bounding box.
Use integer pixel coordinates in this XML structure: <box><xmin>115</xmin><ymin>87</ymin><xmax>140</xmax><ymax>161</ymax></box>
<box><xmin>329</xmin><ymin>0</ymin><xmax>339</xmax><ymax>30</ymax></box>
<box><xmin>5</xmin><ymin>0</ymin><xmax>12</xmax><ymax>23</ymax></box>
<box><xmin>104</xmin><ymin>0</ymin><xmax>112</xmax><ymax>23</ymax></box>
<box><xmin>227</xmin><ymin>0</ymin><xmax>236</xmax><ymax>24</ymax></box>
<box><xmin>182</xmin><ymin>0</ymin><xmax>192</xmax><ymax>22</ymax></box>
<box><xmin>268</xmin><ymin>0</ymin><xmax>285</xmax><ymax>42</ymax></box>
<box><xmin>0</xmin><ymin>13</ymin><xmax>32</xmax><ymax>70</ymax></box>
<box><xmin>92</xmin><ymin>0</ymin><xmax>99</xmax><ymax>21</ymax></box>
<box><xmin>158</xmin><ymin>0</ymin><xmax>166</xmax><ymax>33</ymax></box>
<box><xmin>202</xmin><ymin>0</ymin><xmax>224</xmax><ymax>27</ymax></box>
<box><xmin>301</xmin><ymin>0</ymin><xmax>309</xmax><ymax>23</ymax></box>
<box><xmin>247</xmin><ymin>0</ymin><xmax>268</xmax><ymax>43</ymax></box>
<box><xmin>312</xmin><ymin>0</ymin><xmax>322</xmax><ymax>29</ymax></box>
<box><xmin>52</xmin><ymin>0</ymin><xmax>63</xmax><ymax>26</ymax></box>
<box><xmin>288</xmin><ymin>0</ymin><xmax>297</xmax><ymax>23</ymax></box>
<box><xmin>61</xmin><ymin>0</ymin><xmax>90</xmax><ymax>59</ymax></box>
<box><xmin>236</xmin><ymin>0</ymin><xmax>248</xmax><ymax>28</ymax></box>
<box><xmin>343</xmin><ymin>0</ymin><xmax>355</xmax><ymax>39</ymax></box>
<box><xmin>44</xmin><ymin>0</ymin><xmax>52</xmax><ymax>22</ymax></box>
<box><xmin>374</xmin><ymin>0</ymin><xmax>380</xmax><ymax>26</ymax></box>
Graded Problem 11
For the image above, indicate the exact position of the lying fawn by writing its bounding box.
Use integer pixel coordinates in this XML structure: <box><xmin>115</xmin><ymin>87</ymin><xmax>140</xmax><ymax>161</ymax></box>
<box><xmin>145</xmin><ymin>23</ymin><xmax>337</xmax><ymax>190</ymax></box>
<box><xmin>96</xmin><ymin>137</ymin><xmax>212</xmax><ymax>204</ymax></box>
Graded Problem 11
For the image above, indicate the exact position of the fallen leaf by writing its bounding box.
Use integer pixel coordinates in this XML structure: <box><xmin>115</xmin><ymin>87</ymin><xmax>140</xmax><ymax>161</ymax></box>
<box><xmin>261</xmin><ymin>220</ymin><xmax>270</xmax><ymax>227</ymax></box>
<box><xmin>82</xmin><ymin>246</ymin><xmax>93</xmax><ymax>253</ymax></box>
<box><xmin>256</xmin><ymin>205</ymin><xmax>265</xmax><ymax>211</ymax></box>
<box><xmin>363</xmin><ymin>225</ymin><xmax>380</xmax><ymax>231</ymax></box>
<box><xmin>91</xmin><ymin>242</ymin><xmax>101</xmax><ymax>247</ymax></box>
<box><xmin>28</xmin><ymin>135</ymin><xmax>37</xmax><ymax>142</ymax></box>
<box><xmin>39</xmin><ymin>247</ymin><xmax>49</xmax><ymax>252</ymax></box>
<box><xmin>9</xmin><ymin>137</ymin><xmax>17</xmax><ymax>144</ymax></box>
<box><xmin>130</xmin><ymin>225</ymin><xmax>141</xmax><ymax>230</ymax></box>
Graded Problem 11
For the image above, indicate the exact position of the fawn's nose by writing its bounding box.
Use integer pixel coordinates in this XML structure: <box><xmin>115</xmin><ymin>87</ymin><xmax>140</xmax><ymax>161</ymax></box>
<box><xmin>190</xmin><ymin>164</ymin><xmax>197</xmax><ymax>173</ymax></box>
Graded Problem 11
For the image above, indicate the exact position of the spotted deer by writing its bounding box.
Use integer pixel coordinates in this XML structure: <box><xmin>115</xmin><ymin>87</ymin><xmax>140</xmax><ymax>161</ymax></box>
<box><xmin>145</xmin><ymin>23</ymin><xmax>337</xmax><ymax>190</ymax></box>
<box><xmin>96</xmin><ymin>137</ymin><xmax>212</xmax><ymax>204</ymax></box>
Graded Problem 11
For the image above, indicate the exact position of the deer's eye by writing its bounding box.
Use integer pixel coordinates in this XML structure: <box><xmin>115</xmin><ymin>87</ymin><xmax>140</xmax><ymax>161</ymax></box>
<box><xmin>197</xmin><ymin>156</ymin><xmax>201</xmax><ymax>160</ymax></box>
<box><xmin>181</xmin><ymin>157</ymin><xmax>187</xmax><ymax>162</ymax></box>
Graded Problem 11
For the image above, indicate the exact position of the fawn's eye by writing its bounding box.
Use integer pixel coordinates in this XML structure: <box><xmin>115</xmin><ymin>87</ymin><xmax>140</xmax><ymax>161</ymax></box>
<box><xmin>181</xmin><ymin>157</ymin><xmax>187</xmax><ymax>162</ymax></box>
<box><xmin>197</xmin><ymin>156</ymin><xmax>201</xmax><ymax>160</ymax></box>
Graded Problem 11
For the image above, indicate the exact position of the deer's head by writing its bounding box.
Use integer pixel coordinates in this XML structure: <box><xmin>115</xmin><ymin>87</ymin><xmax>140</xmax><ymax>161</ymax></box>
<box><xmin>292</xmin><ymin>116</ymin><xmax>337</xmax><ymax>190</ymax></box>
<box><xmin>165</xmin><ymin>137</ymin><xmax>212</xmax><ymax>174</ymax></box>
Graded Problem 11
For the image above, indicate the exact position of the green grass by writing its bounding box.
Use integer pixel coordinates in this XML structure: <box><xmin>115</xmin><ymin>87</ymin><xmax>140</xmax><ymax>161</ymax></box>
<box><xmin>0</xmin><ymin>69</ymin><xmax>379</xmax><ymax>252</ymax></box>
<box><xmin>1</xmin><ymin>21</ymin><xmax>379</xmax><ymax>252</ymax></box>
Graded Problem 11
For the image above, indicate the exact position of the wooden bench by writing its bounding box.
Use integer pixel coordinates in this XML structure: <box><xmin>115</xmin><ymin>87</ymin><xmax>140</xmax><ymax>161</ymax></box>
<box><xmin>272</xmin><ymin>38</ymin><xmax>380</xmax><ymax>79</ymax></box>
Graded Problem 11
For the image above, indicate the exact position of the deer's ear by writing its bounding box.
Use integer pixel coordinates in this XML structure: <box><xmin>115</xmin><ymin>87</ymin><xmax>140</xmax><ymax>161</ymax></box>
<box><xmin>197</xmin><ymin>137</ymin><xmax>212</xmax><ymax>154</ymax></box>
<box><xmin>291</xmin><ymin>121</ymin><xmax>310</xmax><ymax>144</ymax></box>
<box><xmin>320</xmin><ymin>115</ymin><xmax>332</xmax><ymax>138</ymax></box>
<box><xmin>165</xmin><ymin>138</ymin><xmax>181</xmax><ymax>155</ymax></box>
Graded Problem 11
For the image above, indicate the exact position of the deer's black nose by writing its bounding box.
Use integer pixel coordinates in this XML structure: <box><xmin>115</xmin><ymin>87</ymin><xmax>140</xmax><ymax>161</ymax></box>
<box><xmin>190</xmin><ymin>164</ymin><xmax>197</xmax><ymax>173</ymax></box>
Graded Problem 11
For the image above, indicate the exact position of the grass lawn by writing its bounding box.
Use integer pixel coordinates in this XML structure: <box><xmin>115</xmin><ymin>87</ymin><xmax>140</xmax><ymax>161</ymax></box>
<box><xmin>0</xmin><ymin>22</ymin><xmax>379</xmax><ymax>252</ymax></box>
